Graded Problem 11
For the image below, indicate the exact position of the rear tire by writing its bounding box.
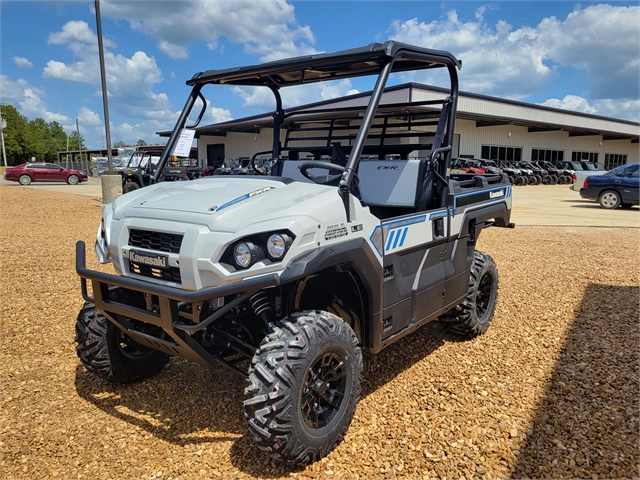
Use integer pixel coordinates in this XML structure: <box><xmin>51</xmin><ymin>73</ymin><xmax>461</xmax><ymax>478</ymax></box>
<box><xmin>439</xmin><ymin>251</ymin><xmax>499</xmax><ymax>338</ymax></box>
<box><xmin>123</xmin><ymin>181</ymin><xmax>140</xmax><ymax>194</ymax></box>
<box><xmin>244</xmin><ymin>310</ymin><xmax>362</xmax><ymax>464</ymax></box>
<box><xmin>599</xmin><ymin>190</ymin><xmax>621</xmax><ymax>209</ymax></box>
<box><xmin>74</xmin><ymin>303</ymin><xmax>170</xmax><ymax>383</ymax></box>
<box><xmin>18</xmin><ymin>174</ymin><xmax>31</xmax><ymax>185</ymax></box>
<box><xmin>67</xmin><ymin>174</ymin><xmax>79</xmax><ymax>185</ymax></box>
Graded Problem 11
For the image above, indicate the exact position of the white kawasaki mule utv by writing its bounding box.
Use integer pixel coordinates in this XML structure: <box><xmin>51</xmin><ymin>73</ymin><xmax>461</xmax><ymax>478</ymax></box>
<box><xmin>74</xmin><ymin>41</ymin><xmax>513</xmax><ymax>464</ymax></box>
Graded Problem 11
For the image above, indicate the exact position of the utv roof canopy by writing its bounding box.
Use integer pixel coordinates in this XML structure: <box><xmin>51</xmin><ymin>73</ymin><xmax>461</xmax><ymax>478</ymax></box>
<box><xmin>186</xmin><ymin>41</ymin><xmax>461</xmax><ymax>88</ymax></box>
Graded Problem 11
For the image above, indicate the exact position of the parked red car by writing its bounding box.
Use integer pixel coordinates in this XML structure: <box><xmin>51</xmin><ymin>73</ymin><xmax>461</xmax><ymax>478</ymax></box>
<box><xmin>4</xmin><ymin>163</ymin><xmax>87</xmax><ymax>185</ymax></box>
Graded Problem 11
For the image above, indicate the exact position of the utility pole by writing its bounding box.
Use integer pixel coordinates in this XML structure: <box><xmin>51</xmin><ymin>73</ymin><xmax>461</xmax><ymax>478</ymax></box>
<box><xmin>76</xmin><ymin>118</ymin><xmax>83</xmax><ymax>173</ymax></box>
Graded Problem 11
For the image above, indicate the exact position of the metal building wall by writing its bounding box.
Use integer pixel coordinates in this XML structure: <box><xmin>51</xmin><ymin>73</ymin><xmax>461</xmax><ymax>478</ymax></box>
<box><xmin>198</xmin><ymin>85</ymin><xmax>638</xmax><ymax>165</ymax></box>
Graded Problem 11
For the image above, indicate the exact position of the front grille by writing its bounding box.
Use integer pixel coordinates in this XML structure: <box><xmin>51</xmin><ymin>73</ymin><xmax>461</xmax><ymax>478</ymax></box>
<box><xmin>128</xmin><ymin>229</ymin><xmax>183</xmax><ymax>254</ymax></box>
<box><xmin>128</xmin><ymin>260</ymin><xmax>182</xmax><ymax>283</ymax></box>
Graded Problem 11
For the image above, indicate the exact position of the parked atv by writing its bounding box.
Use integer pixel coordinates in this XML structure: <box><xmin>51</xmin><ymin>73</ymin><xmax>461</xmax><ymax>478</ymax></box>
<box><xmin>119</xmin><ymin>150</ymin><xmax>162</xmax><ymax>193</ymax></box>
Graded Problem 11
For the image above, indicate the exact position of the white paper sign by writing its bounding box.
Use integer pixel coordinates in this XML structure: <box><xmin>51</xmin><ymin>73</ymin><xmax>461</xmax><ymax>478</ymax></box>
<box><xmin>172</xmin><ymin>128</ymin><xmax>196</xmax><ymax>157</ymax></box>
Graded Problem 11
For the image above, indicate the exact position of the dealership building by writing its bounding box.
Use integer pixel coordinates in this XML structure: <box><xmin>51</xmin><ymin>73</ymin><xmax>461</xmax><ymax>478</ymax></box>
<box><xmin>177</xmin><ymin>83</ymin><xmax>639</xmax><ymax>169</ymax></box>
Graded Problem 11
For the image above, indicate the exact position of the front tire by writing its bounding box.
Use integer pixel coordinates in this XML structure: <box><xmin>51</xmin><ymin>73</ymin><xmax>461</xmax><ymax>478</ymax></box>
<box><xmin>599</xmin><ymin>190</ymin><xmax>621</xmax><ymax>209</ymax></box>
<box><xmin>439</xmin><ymin>251</ymin><xmax>499</xmax><ymax>338</ymax></box>
<box><xmin>67</xmin><ymin>174</ymin><xmax>79</xmax><ymax>185</ymax></box>
<box><xmin>244</xmin><ymin>310</ymin><xmax>362</xmax><ymax>464</ymax></box>
<box><xmin>123</xmin><ymin>181</ymin><xmax>140</xmax><ymax>194</ymax></box>
<box><xmin>18</xmin><ymin>174</ymin><xmax>32</xmax><ymax>185</ymax></box>
<box><xmin>74</xmin><ymin>304</ymin><xmax>170</xmax><ymax>383</ymax></box>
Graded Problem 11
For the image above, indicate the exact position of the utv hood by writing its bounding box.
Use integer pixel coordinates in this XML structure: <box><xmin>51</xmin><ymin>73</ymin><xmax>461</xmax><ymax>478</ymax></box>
<box><xmin>110</xmin><ymin>176</ymin><xmax>336</xmax><ymax>226</ymax></box>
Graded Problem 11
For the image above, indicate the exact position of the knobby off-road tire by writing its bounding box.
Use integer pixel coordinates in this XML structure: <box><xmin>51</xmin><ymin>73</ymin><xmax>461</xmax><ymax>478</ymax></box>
<box><xmin>244</xmin><ymin>310</ymin><xmax>362</xmax><ymax>464</ymax></box>
<box><xmin>75</xmin><ymin>303</ymin><xmax>170</xmax><ymax>383</ymax></box>
<box><xmin>440</xmin><ymin>251</ymin><xmax>499</xmax><ymax>338</ymax></box>
<box><xmin>123</xmin><ymin>181</ymin><xmax>140</xmax><ymax>194</ymax></box>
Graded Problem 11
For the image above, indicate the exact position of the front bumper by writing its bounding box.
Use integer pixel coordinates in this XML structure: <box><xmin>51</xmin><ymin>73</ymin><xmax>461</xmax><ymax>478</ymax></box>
<box><xmin>76</xmin><ymin>241</ymin><xmax>279</xmax><ymax>375</ymax></box>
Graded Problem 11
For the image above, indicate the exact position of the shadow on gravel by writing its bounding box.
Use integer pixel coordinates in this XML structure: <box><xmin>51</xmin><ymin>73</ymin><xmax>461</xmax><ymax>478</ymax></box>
<box><xmin>76</xmin><ymin>317</ymin><xmax>450</xmax><ymax>477</ymax></box>
<box><xmin>510</xmin><ymin>283</ymin><xmax>639</xmax><ymax>479</ymax></box>
<box><xmin>75</xmin><ymin>357</ymin><xmax>246</xmax><ymax>444</ymax></box>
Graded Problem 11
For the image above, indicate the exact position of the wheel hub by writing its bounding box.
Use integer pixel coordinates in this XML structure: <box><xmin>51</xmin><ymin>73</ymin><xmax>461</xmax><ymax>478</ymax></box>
<box><xmin>301</xmin><ymin>352</ymin><xmax>347</xmax><ymax>429</ymax></box>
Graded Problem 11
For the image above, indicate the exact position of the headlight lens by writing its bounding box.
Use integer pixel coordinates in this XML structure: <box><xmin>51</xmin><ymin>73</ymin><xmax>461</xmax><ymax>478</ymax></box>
<box><xmin>234</xmin><ymin>242</ymin><xmax>252</xmax><ymax>268</ymax></box>
<box><xmin>267</xmin><ymin>234</ymin><xmax>287</xmax><ymax>259</ymax></box>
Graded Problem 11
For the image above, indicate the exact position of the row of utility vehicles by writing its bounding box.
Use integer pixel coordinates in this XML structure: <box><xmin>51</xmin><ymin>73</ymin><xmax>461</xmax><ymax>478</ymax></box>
<box><xmin>74</xmin><ymin>42</ymin><xmax>513</xmax><ymax>464</ymax></box>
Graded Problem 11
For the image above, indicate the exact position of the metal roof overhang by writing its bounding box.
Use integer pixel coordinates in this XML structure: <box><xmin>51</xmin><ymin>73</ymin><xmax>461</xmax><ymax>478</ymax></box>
<box><xmin>165</xmin><ymin>104</ymin><xmax>639</xmax><ymax>143</ymax></box>
<box><xmin>467</xmin><ymin>113</ymin><xmax>639</xmax><ymax>142</ymax></box>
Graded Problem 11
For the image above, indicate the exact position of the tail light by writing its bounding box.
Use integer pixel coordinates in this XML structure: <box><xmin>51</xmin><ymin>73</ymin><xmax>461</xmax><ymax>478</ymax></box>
<box><xmin>573</xmin><ymin>173</ymin><xmax>577</xmax><ymax>182</ymax></box>
<box><xmin>583</xmin><ymin>179</ymin><xmax>588</xmax><ymax>188</ymax></box>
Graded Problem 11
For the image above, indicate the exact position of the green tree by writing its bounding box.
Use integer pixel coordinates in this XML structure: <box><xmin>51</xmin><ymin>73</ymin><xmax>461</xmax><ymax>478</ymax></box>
<box><xmin>113</xmin><ymin>140</ymin><xmax>128</xmax><ymax>148</ymax></box>
<box><xmin>0</xmin><ymin>104</ymin><xmax>86</xmax><ymax>165</ymax></box>
<box><xmin>135</xmin><ymin>139</ymin><xmax>147</xmax><ymax>146</ymax></box>
<box><xmin>0</xmin><ymin>105</ymin><xmax>29</xmax><ymax>165</ymax></box>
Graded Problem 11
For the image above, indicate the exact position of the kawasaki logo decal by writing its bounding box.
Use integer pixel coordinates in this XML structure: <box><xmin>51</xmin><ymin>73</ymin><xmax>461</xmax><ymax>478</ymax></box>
<box><xmin>129</xmin><ymin>250</ymin><xmax>167</xmax><ymax>268</ymax></box>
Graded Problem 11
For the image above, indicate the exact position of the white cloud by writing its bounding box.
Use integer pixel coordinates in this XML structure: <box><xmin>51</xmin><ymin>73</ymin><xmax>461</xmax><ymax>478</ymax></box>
<box><xmin>78</xmin><ymin>106</ymin><xmax>103</xmax><ymax>127</ymax></box>
<box><xmin>539</xmin><ymin>95</ymin><xmax>640</xmax><ymax>122</ymax></box>
<box><xmin>388</xmin><ymin>4</ymin><xmax>640</xmax><ymax>104</ymax></box>
<box><xmin>0</xmin><ymin>75</ymin><xmax>70</xmax><ymax>124</ymax></box>
<box><xmin>539</xmin><ymin>95</ymin><xmax>597</xmax><ymax>114</ymax></box>
<box><xmin>13</xmin><ymin>57</ymin><xmax>33</xmax><ymax>68</ymax></box>
<box><xmin>210</xmin><ymin>107</ymin><xmax>233</xmax><ymax>124</ymax></box>
<box><xmin>100</xmin><ymin>0</ymin><xmax>317</xmax><ymax>61</ymax></box>
<box><xmin>43</xmin><ymin>21</ymin><xmax>171</xmax><ymax>121</ymax></box>
<box><xmin>232</xmin><ymin>79</ymin><xmax>359</xmax><ymax>110</ymax></box>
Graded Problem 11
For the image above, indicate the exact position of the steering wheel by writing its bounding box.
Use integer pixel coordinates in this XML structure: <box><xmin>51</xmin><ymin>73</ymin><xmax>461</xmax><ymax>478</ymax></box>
<box><xmin>299</xmin><ymin>161</ymin><xmax>346</xmax><ymax>185</ymax></box>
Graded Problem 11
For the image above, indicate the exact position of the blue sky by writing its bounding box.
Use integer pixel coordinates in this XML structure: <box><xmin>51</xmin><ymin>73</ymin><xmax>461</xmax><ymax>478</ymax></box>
<box><xmin>1</xmin><ymin>1</ymin><xmax>638</xmax><ymax>148</ymax></box>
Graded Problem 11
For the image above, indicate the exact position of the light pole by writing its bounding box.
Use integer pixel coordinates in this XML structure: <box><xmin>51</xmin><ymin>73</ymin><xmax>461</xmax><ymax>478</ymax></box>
<box><xmin>94</xmin><ymin>0</ymin><xmax>121</xmax><ymax>203</ymax></box>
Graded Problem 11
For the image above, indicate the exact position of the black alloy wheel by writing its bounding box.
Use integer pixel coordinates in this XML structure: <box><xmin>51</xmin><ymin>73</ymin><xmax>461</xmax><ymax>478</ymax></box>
<box><xmin>301</xmin><ymin>352</ymin><xmax>347</xmax><ymax>429</ymax></box>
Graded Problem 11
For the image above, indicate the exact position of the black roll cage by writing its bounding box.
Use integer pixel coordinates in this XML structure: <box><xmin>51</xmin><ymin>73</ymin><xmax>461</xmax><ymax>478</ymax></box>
<box><xmin>154</xmin><ymin>41</ymin><xmax>461</xmax><ymax>217</ymax></box>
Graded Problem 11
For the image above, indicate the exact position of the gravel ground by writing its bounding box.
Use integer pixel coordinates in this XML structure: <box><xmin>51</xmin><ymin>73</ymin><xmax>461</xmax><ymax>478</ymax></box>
<box><xmin>1</xmin><ymin>186</ymin><xmax>638</xmax><ymax>480</ymax></box>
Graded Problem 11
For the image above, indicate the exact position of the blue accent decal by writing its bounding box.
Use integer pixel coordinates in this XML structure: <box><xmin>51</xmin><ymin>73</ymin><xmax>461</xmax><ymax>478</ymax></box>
<box><xmin>386</xmin><ymin>226</ymin><xmax>409</xmax><ymax>252</ymax></box>
<box><xmin>392</xmin><ymin>229</ymin><xmax>402</xmax><ymax>249</ymax></box>
<box><xmin>382</xmin><ymin>214</ymin><xmax>426</xmax><ymax>229</ymax></box>
<box><xmin>385</xmin><ymin>230</ymin><xmax>396</xmax><ymax>251</ymax></box>
<box><xmin>370</xmin><ymin>214</ymin><xmax>427</xmax><ymax>257</ymax></box>
<box><xmin>217</xmin><ymin>193</ymin><xmax>249</xmax><ymax>211</ymax></box>
<box><xmin>398</xmin><ymin>228</ymin><xmax>408</xmax><ymax>247</ymax></box>
<box><xmin>369</xmin><ymin>226</ymin><xmax>383</xmax><ymax>257</ymax></box>
<box><xmin>429</xmin><ymin>210</ymin><xmax>447</xmax><ymax>220</ymax></box>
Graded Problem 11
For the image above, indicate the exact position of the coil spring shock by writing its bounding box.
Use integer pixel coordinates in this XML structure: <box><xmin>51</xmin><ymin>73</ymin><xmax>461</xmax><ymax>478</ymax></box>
<box><xmin>250</xmin><ymin>290</ymin><xmax>274</xmax><ymax>332</ymax></box>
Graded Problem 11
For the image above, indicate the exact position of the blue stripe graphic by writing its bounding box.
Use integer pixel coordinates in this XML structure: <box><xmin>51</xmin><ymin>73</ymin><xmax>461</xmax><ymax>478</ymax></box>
<box><xmin>398</xmin><ymin>228</ymin><xmax>408</xmax><ymax>247</ymax></box>
<box><xmin>385</xmin><ymin>230</ymin><xmax>396</xmax><ymax>251</ymax></box>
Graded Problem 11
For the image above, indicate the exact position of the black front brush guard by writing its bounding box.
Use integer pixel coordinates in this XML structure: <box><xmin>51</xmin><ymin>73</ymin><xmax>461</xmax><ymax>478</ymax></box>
<box><xmin>76</xmin><ymin>241</ymin><xmax>280</xmax><ymax>377</ymax></box>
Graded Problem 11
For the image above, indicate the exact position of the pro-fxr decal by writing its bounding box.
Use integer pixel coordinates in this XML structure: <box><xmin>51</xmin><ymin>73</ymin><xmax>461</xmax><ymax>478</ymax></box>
<box><xmin>369</xmin><ymin>215</ymin><xmax>426</xmax><ymax>257</ymax></box>
<box><xmin>217</xmin><ymin>186</ymin><xmax>275</xmax><ymax>211</ymax></box>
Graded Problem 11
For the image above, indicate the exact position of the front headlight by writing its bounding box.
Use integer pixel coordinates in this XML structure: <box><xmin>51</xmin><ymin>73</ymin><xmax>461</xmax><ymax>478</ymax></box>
<box><xmin>234</xmin><ymin>242</ymin><xmax>253</xmax><ymax>268</ymax></box>
<box><xmin>267</xmin><ymin>234</ymin><xmax>287</xmax><ymax>259</ymax></box>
